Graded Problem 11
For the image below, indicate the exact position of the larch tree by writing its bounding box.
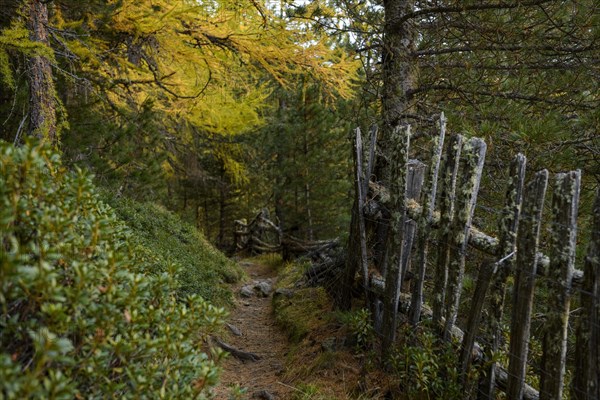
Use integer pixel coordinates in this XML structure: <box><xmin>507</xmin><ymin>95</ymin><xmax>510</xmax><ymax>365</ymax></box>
<box><xmin>0</xmin><ymin>0</ymin><xmax>359</xmax><ymax>216</ymax></box>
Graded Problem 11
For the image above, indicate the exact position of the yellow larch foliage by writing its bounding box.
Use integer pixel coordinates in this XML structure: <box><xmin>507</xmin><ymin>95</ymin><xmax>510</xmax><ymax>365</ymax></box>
<box><xmin>51</xmin><ymin>0</ymin><xmax>358</xmax><ymax>180</ymax></box>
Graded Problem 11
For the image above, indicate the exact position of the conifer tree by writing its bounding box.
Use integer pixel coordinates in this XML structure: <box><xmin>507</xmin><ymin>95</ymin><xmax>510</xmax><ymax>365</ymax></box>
<box><xmin>0</xmin><ymin>0</ymin><xmax>359</xmax><ymax>227</ymax></box>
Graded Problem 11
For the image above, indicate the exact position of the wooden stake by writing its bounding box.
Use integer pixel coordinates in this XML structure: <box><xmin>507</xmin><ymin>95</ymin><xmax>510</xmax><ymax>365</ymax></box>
<box><xmin>572</xmin><ymin>188</ymin><xmax>600</xmax><ymax>400</ymax></box>
<box><xmin>478</xmin><ymin>154</ymin><xmax>527</xmax><ymax>400</ymax></box>
<box><xmin>539</xmin><ymin>171</ymin><xmax>580</xmax><ymax>399</ymax></box>
<box><xmin>409</xmin><ymin>113</ymin><xmax>446</xmax><ymax>325</ymax></box>
<box><xmin>400</xmin><ymin>160</ymin><xmax>426</xmax><ymax>286</ymax></box>
<box><xmin>432</xmin><ymin>134</ymin><xmax>463</xmax><ymax>326</ymax></box>
<box><xmin>507</xmin><ymin>169</ymin><xmax>549</xmax><ymax>400</ymax></box>
<box><xmin>443</xmin><ymin>137</ymin><xmax>487</xmax><ymax>339</ymax></box>
<box><xmin>354</xmin><ymin>128</ymin><xmax>371</xmax><ymax>308</ymax></box>
<box><xmin>381</xmin><ymin>125</ymin><xmax>411</xmax><ymax>359</ymax></box>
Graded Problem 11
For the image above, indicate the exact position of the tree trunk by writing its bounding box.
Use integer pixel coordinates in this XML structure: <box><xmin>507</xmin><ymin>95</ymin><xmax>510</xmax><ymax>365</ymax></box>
<box><xmin>27</xmin><ymin>0</ymin><xmax>57</xmax><ymax>143</ymax></box>
<box><xmin>376</xmin><ymin>0</ymin><xmax>417</xmax><ymax>182</ymax></box>
<box><xmin>218</xmin><ymin>166</ymin><xmax>228</xmax><ymax>249</ymax></box>
<box><xmin>275</xmin><ymin>97</ymin><xmax>286</xmax><ymax>236</ymax></box>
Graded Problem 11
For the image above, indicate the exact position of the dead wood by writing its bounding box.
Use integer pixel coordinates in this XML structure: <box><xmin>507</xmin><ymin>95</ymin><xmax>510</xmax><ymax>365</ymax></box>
<box><xmin>212</xmin><ymin>336</ymin><xmax>261</xmax><ymax>362</ymax></box>
<box><xmin>226</xmin><ymin>323</ymin><xmax>243</xmax><ymax>336</ymax></box>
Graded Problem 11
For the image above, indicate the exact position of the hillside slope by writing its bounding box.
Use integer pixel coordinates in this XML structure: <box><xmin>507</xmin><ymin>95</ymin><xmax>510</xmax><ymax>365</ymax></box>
<box><xmin>0</xmin><ymin>141</ymin><xmax>241</xmax><ymax>399</ymax></box>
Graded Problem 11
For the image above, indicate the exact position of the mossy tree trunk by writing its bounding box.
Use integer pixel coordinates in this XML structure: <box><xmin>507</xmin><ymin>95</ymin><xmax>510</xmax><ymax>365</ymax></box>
<box><xmin>376</xmin><ymin>0</ymin><xmax>417</xmax><ymax>183</ymax></box>
<box><xmin>27</xmin><ymin>0</ymin><xmax>57</xmax><ymax>143</ymax></box>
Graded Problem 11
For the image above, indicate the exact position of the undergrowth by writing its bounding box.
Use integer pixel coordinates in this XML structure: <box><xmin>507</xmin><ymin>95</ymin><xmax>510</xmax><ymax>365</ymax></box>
<box><xmin>272</xmin><ymin>259</ymin><xmax>373</xmax><ymax>399</ymax></box>
<box><xmin>106</xmin><ymin>196</ymin><xmax>243</xmax><ymax>305</ymax></box>
<box><xmin>0</xmin><ymin>141</ymin><xmax>233</xmax><ymax>398</ymax></box>
<box><xmin>271</xmin><ymin>256</ymin><xmax>474</xmax><ymax>399</ymax></box>
<box><xmin>291</xmin><ymin>383</ymin><xmax>337</xmax><ymax>400</ymax></box>
<box><xmin>247</xmin><ymin>253</ymin><xmax>284</xmax><ymax>271</ymax></box>
<box><xmin>389</xmin><ymin>324</ymin><xmax>463</xmax><ymax>400</ymax></box>
<box><xmin>273</xmin><ymin>261</ymin><xmax>330</xmax><ymax>343</ymax></box>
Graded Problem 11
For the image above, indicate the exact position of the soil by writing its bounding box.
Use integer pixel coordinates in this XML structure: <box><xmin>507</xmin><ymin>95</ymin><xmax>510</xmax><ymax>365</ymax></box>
<box><xmin>210</xmin><ymin>259</ymin><xmax>392</xmax><ymax>400</ymax></box>
<box><xmin>210</xmin><ymin>261</ymin><xmax>295</xmax><ymax>400</ymax></box>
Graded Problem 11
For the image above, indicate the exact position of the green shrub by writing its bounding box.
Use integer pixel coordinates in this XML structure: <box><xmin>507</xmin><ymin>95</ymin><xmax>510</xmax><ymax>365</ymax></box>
<box><xmin>339</xmin><ymin>308</ymin><xmax>374</xmax><ymax>351</ymax></box>
<box><xmin>106</xmin><ymin>196</ymin><xmax>243</xmax><ymax>305</ymax></box>
<box><xmin>390</xmin><ymin>327</ymin><xmax>462</xmax><ymax>399</ymax></box>
<box><xmin>0</xmin><ymin>141</ymin><xmax>225</xmax><ymax>399</ymax></box>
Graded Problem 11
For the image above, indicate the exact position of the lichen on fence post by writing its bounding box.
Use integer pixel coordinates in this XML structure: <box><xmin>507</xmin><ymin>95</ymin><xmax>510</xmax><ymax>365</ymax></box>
<box><xmin>381</xmin><ymin>124</ymin><xmax>411</xmax><ymax>360</ymax></box>
<box><xmin>572</xmin><ymin>188</ymin><xmax>599</xmax><ymax>400</ymax></box>
<box><xmin>432</xmin><ymin>134</ymin><xmax>463</xmax><ymax>326</ymax></box>
<box><xmin>353</xmin><ymin>128</ymin><xmax>371</xmax><ymax>309</ymax></box>
<box><xmin>443</xmin><ymin>137</ymin><xmax>486</xmax><ymax>339</ymax></box>
<box><xmin>399</xmin><ymin>160</ymin><xmax>426</xmax><ymax>286</ymax></box>
<box><xmin>409</xmin><ymin>112</ymin><xmax>446</xmax><ymax>325</ymax></box>
<box><xmin>477</xmin><ymin>153</ymin><xmax>526</xmax><ymax>400</ymax></box>
<box><xmin>539</xmin><ymin>171</ymin><xmax>580</xmax><ymax>399</ymax></box>
<box><xmin>364</xmin><ymin>125</ymin><xmax>378</xmax><ymax>196</ymax></box>
<box><xmin>507</xmin><ymin>169</ymin><xmax>549</xmax><ymax>400</ymax></box>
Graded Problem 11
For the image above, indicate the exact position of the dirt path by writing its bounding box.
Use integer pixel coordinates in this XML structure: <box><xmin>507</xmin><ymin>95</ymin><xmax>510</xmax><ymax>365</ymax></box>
<box><xmin>211</xmin><ymin>261</ymin><xmax>294</xmax><ymax>400</ymax></box>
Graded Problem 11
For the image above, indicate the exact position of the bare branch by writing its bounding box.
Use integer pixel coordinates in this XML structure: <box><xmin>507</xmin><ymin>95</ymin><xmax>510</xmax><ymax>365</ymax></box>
<box><xmin>408</xmin><ymin>84</ymin><xmax>597</xmax><ymax>109</ymax></box>
<box><xmin>415</xmin><ymin>43</ymin><xmax>599</xmax><ymax>57</ymax></box>
<box><xmin>399</xmin><ymin>0</ymin><xmax>555</xmax><ymax>24</ymax></box>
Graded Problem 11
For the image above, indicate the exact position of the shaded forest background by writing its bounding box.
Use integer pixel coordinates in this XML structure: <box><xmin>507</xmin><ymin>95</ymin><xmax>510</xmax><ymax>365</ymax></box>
<box><xmin>0</xmin><ymin>0</ymin><xmax>598</xmax><ymax>247</ymax></box>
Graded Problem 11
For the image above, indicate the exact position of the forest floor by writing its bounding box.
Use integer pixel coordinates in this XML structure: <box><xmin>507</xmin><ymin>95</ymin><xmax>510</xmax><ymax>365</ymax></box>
<box><xmin>211</xmin><ymin>260</ymin><xmax>295</xmax><ymax>399</ymax></box>
<box><xmin>210</xmin><ymin>258</ymin><xmax>392</xmax><ymax>400</ymax></box>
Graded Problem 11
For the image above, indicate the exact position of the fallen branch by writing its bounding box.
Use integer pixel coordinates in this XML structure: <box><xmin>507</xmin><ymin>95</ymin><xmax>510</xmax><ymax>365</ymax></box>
<box><xmin>212</xmin><ymin>337</ymin><xmax>261</xmax><ymax>362</ymax></box>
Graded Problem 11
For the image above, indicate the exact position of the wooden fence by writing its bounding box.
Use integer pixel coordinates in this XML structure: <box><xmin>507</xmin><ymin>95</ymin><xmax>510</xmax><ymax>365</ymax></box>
<box><xmin>233</xmin><ymin>209</ymin><xmax>339</xmax><ymax>261</ymax></box>
<box><xmin>343</xmin><ymin>114</ymin><xmax>599</xmax><ymax>400</ymax></box>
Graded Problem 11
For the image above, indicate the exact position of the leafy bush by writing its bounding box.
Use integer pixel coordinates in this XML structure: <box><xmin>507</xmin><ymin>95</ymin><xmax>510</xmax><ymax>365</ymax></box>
<box><xmin>339</xmin><ymin>308</ymin><xmax>374</xmax><ymax>351</ymax></box>
<box><xmin>0</xmin><ymin>141</ymin><xmax>225</xmax><ymax>399</ymax></box>
<box><xmin>106</xmin><ymin>196</ymin><xmax>243</xmax><ymax>305</ymax></box>
<box><xmin>390</xmin><ymin>326</ymin><xmax>462</xmax><ymax>399</ymax></box>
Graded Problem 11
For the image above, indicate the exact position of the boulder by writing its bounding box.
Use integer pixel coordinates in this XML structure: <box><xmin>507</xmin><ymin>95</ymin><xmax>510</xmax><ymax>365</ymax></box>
<box><xmin>256</xmin><ymin>281</ymin><xmax>272</xmax><ymax>297</ymax></box>
<box><xmin>240</xmin><ymin>285</ymin><xmax>254</xmax><ymax>298</ymax></box>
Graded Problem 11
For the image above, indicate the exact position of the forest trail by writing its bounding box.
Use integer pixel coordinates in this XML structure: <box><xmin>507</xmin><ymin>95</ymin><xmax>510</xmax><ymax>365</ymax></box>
<box><xmin>211</xmin><ymin>260</ymin><xmax>294</xmax><ymax>400</ymax></box>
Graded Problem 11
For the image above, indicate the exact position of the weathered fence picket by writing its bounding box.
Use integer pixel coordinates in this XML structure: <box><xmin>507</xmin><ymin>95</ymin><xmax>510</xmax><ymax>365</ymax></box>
<box><xmin>572</xmin><ymin>188</ymin><xmax>600</xmax><ymax>400</ymax></box>
<box><xmin>409</xmin><ymin>113</ymin><xmax>446</xmax><ymax>325</ymax></box>
<box><xmin>478</xmin><ymin>153</ymin><xmax>527</xmax><ymax>400</ymax></box>
<box><xmin>539</xmin><ymin>171</ymin><xmax>581</xmax><ymax>399</ymax></box>
<box><xmin>443</xmin><ymin>137</ymin><xmax>486</xmax><ymax>339</ymax></box>
<box><xmin>381</xmin><ymin>125</ymin><xmax>411</xmax><ymax>359</ymax></box>
<box><xmin>353</xmin><ymin>128</ymin><xmax>371</xmax><ymax>308</ymax></box>
<box><xmin>399</xmin><ymin>160</ymin><xmax>426</xmax><ymax>286</ymax></box>
<box><xmin>459</xmin><ymin>258</ymin><xmax>494</xmax><ymax>389</ymax></box>
<box><xmin>364</xmin><ymin>125</ymin><xmax>378</xmax><ymax>196</ymax></box>
<box><xmin>507</xmin><ymin>169</ymin><xmax>549</xmax><ymax>400</ymax></box>
<box><xmin>432</xmin><ymin>134</ymin><xmax>463</xmax><ymax>326</ymax></box>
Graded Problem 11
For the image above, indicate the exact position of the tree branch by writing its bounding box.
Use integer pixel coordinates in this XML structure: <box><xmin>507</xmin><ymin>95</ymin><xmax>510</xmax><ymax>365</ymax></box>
<box><xmin>419</xmin><ymin>60</ymin><xmax>597</xmax><ymax>71</ymax></box>
<box><xmin>408</xmin><ymin>84</ymin><xmax>597</xmax><ymax>109</ymax></box>
<box><xmin>415</xmin><ymin>43</ymin><xmax>599</xmax><ymax>57</ymax></box>
<box><xmin>399</xmin><ymin>0</ymin><xmax>554</xmax><ymax>24</ymax></box>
